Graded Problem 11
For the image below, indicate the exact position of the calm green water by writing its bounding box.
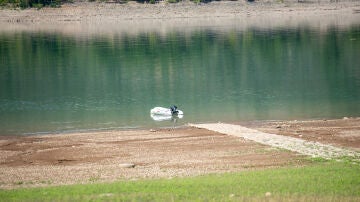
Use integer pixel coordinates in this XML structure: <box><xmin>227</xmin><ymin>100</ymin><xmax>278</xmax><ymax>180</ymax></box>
<box><xmin>1</xmin><ymin>24</ymin><xmax>360</xmax><ymax>135</ymax></box>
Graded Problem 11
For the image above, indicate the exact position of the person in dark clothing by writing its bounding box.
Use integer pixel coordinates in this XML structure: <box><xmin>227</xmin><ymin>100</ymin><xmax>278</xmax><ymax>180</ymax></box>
<box><xmin>170</xmin><ymin>105</ymin><xmax>178</xmax><ymax>115</ymax></box>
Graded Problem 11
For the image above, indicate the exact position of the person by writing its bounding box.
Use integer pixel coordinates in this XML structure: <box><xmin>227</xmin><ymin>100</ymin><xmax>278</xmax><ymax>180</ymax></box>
<box><xmin>170</xmin><ymin>105</ymin><xmax>178</xmax><ymax>115</ymax></box>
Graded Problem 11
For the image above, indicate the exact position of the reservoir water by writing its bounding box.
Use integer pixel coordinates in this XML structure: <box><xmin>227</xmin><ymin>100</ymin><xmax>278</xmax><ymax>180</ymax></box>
<box><xmin>0</xmin><ymin>22</ymin><xmax>359</xmax><ymax>135</ymax></box>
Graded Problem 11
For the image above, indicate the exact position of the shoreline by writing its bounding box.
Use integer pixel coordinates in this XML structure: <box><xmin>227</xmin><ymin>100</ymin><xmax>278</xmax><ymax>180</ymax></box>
<box><xmin>1</xmin><ymin>117</ymin><xmax>357</xmax><ymax>146</ymax></box>
<box><xmin>1</xmin><ymin>116</ymin><xmax>357</xmax><ymax>137</ymax></box>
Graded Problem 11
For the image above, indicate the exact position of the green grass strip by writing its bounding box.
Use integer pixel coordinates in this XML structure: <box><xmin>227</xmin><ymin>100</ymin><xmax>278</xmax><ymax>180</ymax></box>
<box><xmin>1</xmin><ymin>161</ymin><xmax>360</xmax><ymax>201</ymax></box>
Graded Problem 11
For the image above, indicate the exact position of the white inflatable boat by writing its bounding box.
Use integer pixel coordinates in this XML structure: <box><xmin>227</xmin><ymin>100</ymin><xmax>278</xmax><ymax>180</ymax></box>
<box><xmin>150</xmin><ymin>106</ymin><xmax>184</xmax><ymax>121</ymax></box>
<box><xmin>150</xmin><ymin>106</ymin><xmax>184</xmax><ymax>116</ymax></box>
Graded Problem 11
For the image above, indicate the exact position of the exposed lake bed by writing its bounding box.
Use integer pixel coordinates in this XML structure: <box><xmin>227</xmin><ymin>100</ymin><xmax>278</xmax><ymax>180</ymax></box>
<box><xmin>0</xmin><ymin>118</ymin><xmax>359</xmax><ymax>189</ymax></box>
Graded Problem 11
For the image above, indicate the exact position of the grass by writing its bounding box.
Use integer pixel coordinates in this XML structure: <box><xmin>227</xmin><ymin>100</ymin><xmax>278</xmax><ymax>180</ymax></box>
<box><xmin>1</xmin><ymin>161</ymin><xmax>360</xmax><ymax>201</ymax></box>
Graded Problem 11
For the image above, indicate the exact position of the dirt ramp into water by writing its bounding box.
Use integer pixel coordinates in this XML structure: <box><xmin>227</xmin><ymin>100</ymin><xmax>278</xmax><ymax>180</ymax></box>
<box><xmin>190</xmin><ymin>122</ymin><xmax>360</xmax><ymax>162</ymax></box>
<box><xmin>244</xmin><ymin>118</ymin><xmax>360</xmax><ymax>151</ymax></box>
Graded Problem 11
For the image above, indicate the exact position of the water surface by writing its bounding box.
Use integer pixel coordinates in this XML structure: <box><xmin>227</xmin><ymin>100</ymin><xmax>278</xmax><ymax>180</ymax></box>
<box><xmin>0</xmin><ymin>23</ymin><xmax>359</xmax><ymax>135</ymax></box>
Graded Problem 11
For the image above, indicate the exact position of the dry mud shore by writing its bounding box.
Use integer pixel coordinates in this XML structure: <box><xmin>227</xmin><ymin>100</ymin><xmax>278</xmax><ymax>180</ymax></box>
<box><xmin>0</xmin><ymin>118</ymin><xmax>359</xmax><ymax>189</ymax></box>
<box><xmin>1</xmin><ymin>1</ymin><xmax>360</xmax><ymax>34</ymax></box>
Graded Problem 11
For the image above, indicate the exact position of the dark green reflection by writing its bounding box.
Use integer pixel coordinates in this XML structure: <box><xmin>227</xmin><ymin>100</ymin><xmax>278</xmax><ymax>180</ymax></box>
<box><xmin>0</xmin><ymin>26</ymin><xmax>359</xmax><ymax>135</ymax></box>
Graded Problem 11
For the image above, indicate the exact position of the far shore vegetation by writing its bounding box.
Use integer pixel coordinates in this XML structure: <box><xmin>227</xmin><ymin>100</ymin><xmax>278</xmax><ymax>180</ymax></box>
<box><xmin>0</xmin><ymin>0</ymin><xmax>254</xmax><ymax>9</ymax></box>
<box><xmin>0</xmin><ymin>0</ymin><xmax>64</xmax><ymax>9</ymax></box>
<box><xmin>0</xmin><ymin>0</ymin><xmax>159</xmax><ymax>9</ymax></box>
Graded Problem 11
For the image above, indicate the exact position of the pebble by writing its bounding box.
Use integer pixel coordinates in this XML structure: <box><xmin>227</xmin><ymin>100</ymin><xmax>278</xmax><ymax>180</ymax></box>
<box><xmin>265</xmin><ymin>192</ymin><xmax>272</xmax><ymax>197</ymax></box>
<box><xmin>343</xmin><ymin>117</ymin><xmax>349</xmax><ymax>120</ymax></box>
<box><xmin>150</xmin><ymin>129</ymin><xmax>156</xmax><ymax>132</ymax></box>
<box><xmin>119</xmin><ymin>163</ymin><xmax>135</xmax><ymax>168</ymax></box>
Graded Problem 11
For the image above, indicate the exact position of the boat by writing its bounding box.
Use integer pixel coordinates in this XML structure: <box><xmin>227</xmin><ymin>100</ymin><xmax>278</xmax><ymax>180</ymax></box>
<box><xmin>150</xmin><ymin>106</ymin><xmax>184</xmax><ymax>121</ymax></box>
<box><xmin>150</xmin><ymin>106</ymin><xmax>184</xmax><ymax>116</ymax></box>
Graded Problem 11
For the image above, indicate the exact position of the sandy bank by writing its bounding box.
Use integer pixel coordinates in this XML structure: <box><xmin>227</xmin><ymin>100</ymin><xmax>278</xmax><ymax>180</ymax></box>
<box><xmin>1</xmin><ymin>1</ymin><xmax>360</xmax><ymax>35</ymax></box>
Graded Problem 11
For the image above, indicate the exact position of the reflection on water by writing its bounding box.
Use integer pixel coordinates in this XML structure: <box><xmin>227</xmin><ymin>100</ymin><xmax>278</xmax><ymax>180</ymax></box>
<box><xmin>0</xmin><ymin>24</ymin><xmax>359</xmax><ymax>135</ymax></box>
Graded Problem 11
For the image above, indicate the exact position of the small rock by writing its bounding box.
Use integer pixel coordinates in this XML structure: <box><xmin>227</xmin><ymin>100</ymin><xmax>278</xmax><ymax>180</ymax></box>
<box><xmin>276</xmin><ymin>125</ymin><xmax>282</xmax><ymax>129</ymax></box>
<box><xmin>265</xmin><ymin>192</ymin><xmax>272</xmax><ymax>197</ymax></box>
<box><xmin>299</xmin><ymin>135</ymin><xmax>303</xmax><ymax>138</ymax></box>
<box><xmin>150</xmin><ymin>129</ymin><xmax>156</xmax><ymax>132</ymax></box>
<box><xmin>119</xmin><ymin>163</ymin><xmax>135</xmax><ymax>168</ymax></box>
<box><xmin>229</xmin><ymin>194</ymin><xmax>235</xmax><ymax>198</ymax></box>
<box><xmin>343</xmin><ymin>117</ymin><xmax>349</xmax><ymax>120</ymax></box>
